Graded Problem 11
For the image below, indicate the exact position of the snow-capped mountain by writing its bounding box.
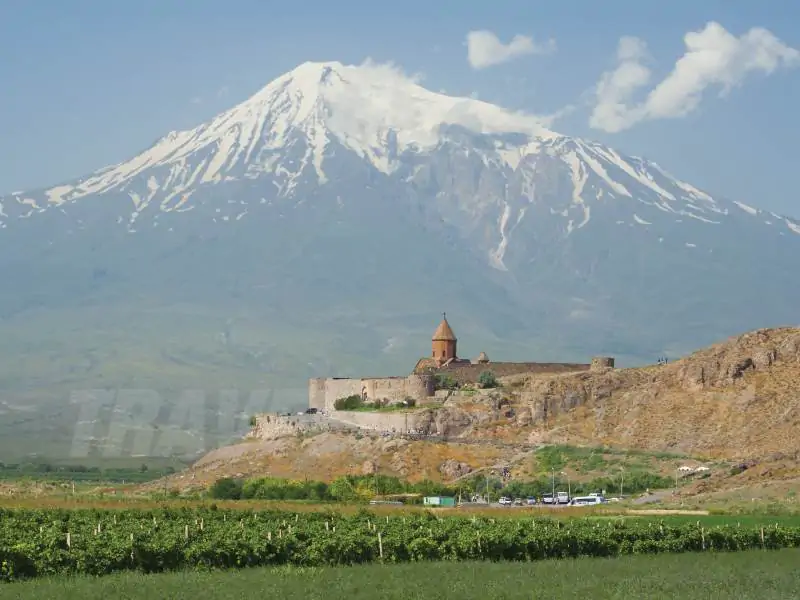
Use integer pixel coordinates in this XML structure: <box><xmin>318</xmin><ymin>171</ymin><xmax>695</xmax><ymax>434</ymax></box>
<box><xmin>0</xmin><ymin>60</ymin><xmax>798</xmax><ymax>400</ymax></box>
<box><xmin>2</xmin><ymin>61</ymin><xmax>797</xmax><ymax>262</ymax></box>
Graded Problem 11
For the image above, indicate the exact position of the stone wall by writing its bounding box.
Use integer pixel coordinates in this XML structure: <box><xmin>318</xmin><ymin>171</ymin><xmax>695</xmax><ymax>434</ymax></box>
<box><xmin>435</xmin><ymin>361</ymin><xmax>591</xmax><ymax>385</ymax></box>
<box><xmin>308</xmin><ymin>375</ymin><xmax>435</xmax><ymax>411</ymax></box>
<box><xmin>591</xmin><ymin>356</ymin><xmax>616</xmax><ymax>371</ymax></box>
<box><xmin>333</xmin><ymin>410</ymin><xmax>424</xmax><ymax>433</ymax></box>
<box><xmin>247</xmin><ymin>413</ymin><xmax>330</xmax><ymax>440</ymax></box>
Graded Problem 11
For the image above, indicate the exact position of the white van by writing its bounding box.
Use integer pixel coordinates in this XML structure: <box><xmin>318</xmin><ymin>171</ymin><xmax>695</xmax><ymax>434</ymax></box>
<box><xmin>570</xmin><ymin>495</ymin><xmax>607</xmax><ymax>506</ymax></box>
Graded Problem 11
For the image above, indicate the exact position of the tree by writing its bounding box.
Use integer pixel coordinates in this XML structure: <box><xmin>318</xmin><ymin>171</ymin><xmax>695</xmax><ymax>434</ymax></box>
<box><xmin>209</xmin><ymin>477</ymin><xmax>244</xmax><ymax>500</ymax></box>
<box><xmin>433</xmin><ymin>374</ymin><xmax>457</xmax><ymax>391</ymax></box>
<box><xmin>478</xmin><ymin>370</ymin><xmax>498</xmax><ymax>388</ymax></box>
<box><xmin>334</xmin><ymin>395</ymin><xmax>363</xmax><ymax>410</ymax></box>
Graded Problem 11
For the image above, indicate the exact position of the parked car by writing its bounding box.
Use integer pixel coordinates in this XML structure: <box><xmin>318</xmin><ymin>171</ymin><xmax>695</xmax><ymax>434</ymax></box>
<box><xmin>305</xmin><ymin>408</ymin><xmax>318</xmax><ymax>414</ymax></box>
<box><xmin>541</xmin><ymin>494</ymin><xmax>555</xmax><ymax>504</ymax></box>
<box><xmin>513</xmin><ymin>498</ymin><xmax>523</xmax><ymax>506</ymax></box>
<box><xmin>498</xmin><ymin>496</ymin><xmax>512</xmax><ymax>506</ymax></box>
<box><xmin>569</xmin><ymin>495</ymin><xmax>608</xmax><ymax>506</ymax></box>
<box><xmin>526</xmin><ymin>496</ymin><xmax>537</xmax><ymax>506</ymax></box>
<box><xmin>556</xmin><ymin>492</ymin><xmax>570</xmax><ymax>504</ymax></box>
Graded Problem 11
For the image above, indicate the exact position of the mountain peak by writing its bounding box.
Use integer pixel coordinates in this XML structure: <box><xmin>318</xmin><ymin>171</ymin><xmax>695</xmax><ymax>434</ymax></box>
<box><xmin>29</xmin><ymin>61</ymin><xmax>562</xmax><ymax>206</ymax></box>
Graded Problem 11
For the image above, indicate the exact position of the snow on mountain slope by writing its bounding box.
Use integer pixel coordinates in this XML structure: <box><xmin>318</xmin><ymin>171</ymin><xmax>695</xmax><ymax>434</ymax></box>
<box><xmin>1</xmin><ymin>59</ymin><xmax>798</xmax><ymax>251</ymax></box>
<box><xmin>23</xmin><ymin>61</ymin><xmax>556</xmax><ymax>206</ymax></box>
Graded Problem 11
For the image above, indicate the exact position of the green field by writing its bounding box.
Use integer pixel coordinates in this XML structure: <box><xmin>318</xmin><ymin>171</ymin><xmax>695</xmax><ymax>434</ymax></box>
<box><xmin>2</xmin><ymin>507</ymin><xmax>800</xmax><ymax>583</ymax></box>
<box><xmin>4</xmin><ymin>549</ymin><xmax>799</xmax><ymax>599</ymax></box>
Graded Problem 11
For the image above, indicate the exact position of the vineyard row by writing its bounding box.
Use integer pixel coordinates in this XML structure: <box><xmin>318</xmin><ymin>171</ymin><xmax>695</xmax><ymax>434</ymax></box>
<box><xmin>1</xmin><ymin>508</ymin><xmax>799</xmax><ymax>581</ymax></box>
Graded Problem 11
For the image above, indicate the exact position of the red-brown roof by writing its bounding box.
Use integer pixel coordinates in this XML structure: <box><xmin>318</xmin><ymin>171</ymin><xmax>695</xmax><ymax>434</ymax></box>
<box><xmin>432</xmin><ymin>317</ymin><xmax>457</xmax><ymax>341</ymax></box>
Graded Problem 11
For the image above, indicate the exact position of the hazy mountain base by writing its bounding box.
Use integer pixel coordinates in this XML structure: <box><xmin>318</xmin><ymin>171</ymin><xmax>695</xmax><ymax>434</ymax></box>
<box><xmin>0</xmin><ymin>183</ymin><xmax>541</xmax><ymax>460</ymax></box>
<box><xmin>1</xmin><ymin>173</ymin><xmax>797</xmax><ymax>460</ymax></box>
<box><xmin>2</xmin><ymin>127</ymin><xmax>798</xmax><ymax>462</ymax></box>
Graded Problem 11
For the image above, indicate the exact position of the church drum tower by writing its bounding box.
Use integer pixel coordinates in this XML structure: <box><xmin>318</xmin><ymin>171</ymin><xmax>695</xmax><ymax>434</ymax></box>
<box><xmin>432</xmin><ymin>313</ymin><xmax>457</xmax><ymax>364</ymax></box>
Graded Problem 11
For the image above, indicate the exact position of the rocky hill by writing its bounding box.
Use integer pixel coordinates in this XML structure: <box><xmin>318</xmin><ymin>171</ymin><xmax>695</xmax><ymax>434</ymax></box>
<box><xmin>153</xmin><ymin>327</ymin><xmax>800</xmax><ymax>496</ymax></box>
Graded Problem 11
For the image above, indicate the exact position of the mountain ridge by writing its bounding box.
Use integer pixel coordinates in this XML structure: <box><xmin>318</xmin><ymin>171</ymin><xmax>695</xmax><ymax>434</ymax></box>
<box><xmin>0</xmin><ymin>60</ymin><xmax>797</xmax><ymax>461</ymax></box>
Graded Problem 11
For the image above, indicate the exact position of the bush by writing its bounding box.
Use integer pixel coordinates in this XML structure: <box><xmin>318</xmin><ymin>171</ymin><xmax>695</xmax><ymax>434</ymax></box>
<box><xmin>434</xmin><ymin>374</ymin><xmax>457</xmax><ymax>391</ymax></box>
<box><xmin>334</xmin><ymin>395</ymin><xmax>364</xmax><ymax>410</ymax></box>
<box><xmin>209</xmin><ymin>477</ymin><xmax>243</xmax><ymax>500</ymax></box>
<box><xmin>248</xmin><ymin>415</ymin><xmax>258</xmax><ymax>427</ymax></box>
<box><xmin>478</xmin><ymin>370</ymin><xmax>498</xmax><ymax>388</ymax></box>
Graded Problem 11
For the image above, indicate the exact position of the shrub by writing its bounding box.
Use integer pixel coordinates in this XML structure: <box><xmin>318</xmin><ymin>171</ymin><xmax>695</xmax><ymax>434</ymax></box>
<box><xmin>209</xmin><ymin>477</ymin><xmax>243</xmax><ymax>500</ymax></box>
<box><xmin>248</xmin><ymin>415</ymin><xmax>258</xmax><ymax>427</ymax></box>
<box><xmin>478</xmin><ymin>370</ymin><xmax>498</xmax><ymax>388</ymax></box>
<box><xmin>433</xmin><ymin>374</ymin><xmax>457</xmax><ymax>391</ymax></box>
<box><xmin>334</xmin><ymin>395</ymin><xmax>363</xmax><ymax>410</ymax></box>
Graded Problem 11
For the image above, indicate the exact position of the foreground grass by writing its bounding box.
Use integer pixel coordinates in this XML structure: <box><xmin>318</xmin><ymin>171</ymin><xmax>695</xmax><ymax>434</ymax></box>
<box><xmin>5</xmin><ymin>549</ymin><xmax>799</xmax><ymax>599</ymax></box>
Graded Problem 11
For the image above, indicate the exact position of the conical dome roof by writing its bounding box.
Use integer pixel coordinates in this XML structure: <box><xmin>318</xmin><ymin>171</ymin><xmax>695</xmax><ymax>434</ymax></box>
<box><xmin>432</xmin><ymin>314</ymin><xmax>457</xmax><ymax>341</ymax></box>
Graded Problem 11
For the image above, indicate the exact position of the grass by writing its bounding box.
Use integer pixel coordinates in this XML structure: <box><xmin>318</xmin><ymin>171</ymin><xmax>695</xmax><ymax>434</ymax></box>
<box><xmin>4</xmin><ymin>549</ymin><xmax>799</xmax><ymax>599</ymax></box>
<box><xmin>2</xmin><ymin>492</ymin><xmax>800</xmax><ymax>527</ymax></box>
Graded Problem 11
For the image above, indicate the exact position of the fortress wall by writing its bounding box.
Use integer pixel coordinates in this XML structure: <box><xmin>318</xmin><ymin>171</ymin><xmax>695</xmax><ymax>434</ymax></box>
<box><xmin>363</xmin><ymin>377</ymin><xmax>409</xmax><ymax>403</ymax></box>
<box><xmin>248</xmin><ymin>413</ymin><xmax>330</xmax><ymax>440</ymax></box>
<box><xmin>308</xmin><ymin>378</ymin><xmax>327</xmax><ymax>410</ymax></box>
<box><xmin>439</xmin><ymin>362</ymin><xmax>591</xmax><ymax>385</ymax></box>
<box><xmin>323</xmin><ymin>378</ymin><xmax>363</xmax><ymax>411</ymax></box>
<box><xmin>406</xmin><ymin>373</ymin><xmax>436</xmax><ymax>398</ymax></box>
<box><xmin>334</xmin><ymin>410</ymin><xmax>423</xmax><ymax>433</ymax></box>
<box><xmin>309</xmin><ymin>375</ymin><xmax>436</xmax><ymax>411</ymax></box>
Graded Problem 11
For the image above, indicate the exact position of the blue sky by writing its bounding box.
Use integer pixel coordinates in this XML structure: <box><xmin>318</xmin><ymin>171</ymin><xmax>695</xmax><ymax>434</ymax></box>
<box><xmin>1</xmin><ymin>0</ymin><xmax>798</xmax><ymax>215</ymax></box>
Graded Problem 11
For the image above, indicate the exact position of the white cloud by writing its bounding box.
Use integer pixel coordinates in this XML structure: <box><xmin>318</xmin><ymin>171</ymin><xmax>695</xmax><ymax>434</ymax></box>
<box><xmin>590</xmin><ymin>22</ymin><xmax>800</xmax><ymax>133</ymax></box>
<box><xmin>358</xmin><ymin>57</ymin><xmax>425</xmax><ymax>84</ymax></box>
<box><xmin>466</xmin><ymin>30</ymin><xmax>555</xmax><ymax>70</ymax></box>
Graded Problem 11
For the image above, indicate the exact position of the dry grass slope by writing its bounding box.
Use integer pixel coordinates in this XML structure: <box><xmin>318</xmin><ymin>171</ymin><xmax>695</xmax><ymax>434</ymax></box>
<box><xmin>148</xmin><ymin>327</ymin><xmax>800</xmax><ymax>498</ymax></box>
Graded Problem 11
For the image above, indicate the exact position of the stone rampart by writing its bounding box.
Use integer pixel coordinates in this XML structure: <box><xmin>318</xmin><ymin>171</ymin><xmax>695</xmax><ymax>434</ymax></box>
<box><xmin>247</xmin><ymin>413</ymin><xmax>330</xmax><ymax>440</ymax></box>
<box><xmin>435</xmin><ymin>361</ymin><xmax>591</xmax><ymax>385</ymax></box>
<box><xmin>333</xmin><ymin>410</ymin><xmax>424</xmax><ymax>433</ymax></box>
<box><xmin>308</xmin><ymin>374</ymin><xmax>435</xmax><ymax>411</ymax></box>
<box><xmin>590</xmin><ymin>356</ymin><xmax>616</xmax><ymax>371</ymax></box>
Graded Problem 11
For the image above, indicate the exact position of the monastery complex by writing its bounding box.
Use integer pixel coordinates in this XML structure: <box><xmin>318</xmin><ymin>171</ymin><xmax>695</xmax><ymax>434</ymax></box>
<box><xmin>308</xmin><ymin>314</ymin><xmax>615</xmax><ymax>412</ymax></box>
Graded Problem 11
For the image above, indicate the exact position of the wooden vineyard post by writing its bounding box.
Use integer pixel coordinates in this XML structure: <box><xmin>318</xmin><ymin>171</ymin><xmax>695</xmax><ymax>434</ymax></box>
<box><xmin>66</xmin><ymin>532</ymin><xmax>71</xmax><ymax>549</ymax></box>
<box><xmin>378</xmin><ymin>532</ymin><xmax>383</xmax><ymax>559</ymax></box>
<box><xmin>761</xmin><ymin>527</ymin><xmax>765</xmax><ymax>549</ymax></box>
<box><xmin>184</xmin><ymin>525</ymin><xmax>189</xmax><ymax>541</ymax></box>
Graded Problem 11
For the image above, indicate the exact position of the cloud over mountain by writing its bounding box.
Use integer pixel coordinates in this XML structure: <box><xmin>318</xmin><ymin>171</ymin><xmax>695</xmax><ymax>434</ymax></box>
<box><xmin>590</xmin><ymin>21</ymin><xmax>800</xmax><ymax>133</ymax></box>
<box><xmin>466</xmin><ymin>30</ymin><xmax>556</xmax><ymax>70</ymax></box>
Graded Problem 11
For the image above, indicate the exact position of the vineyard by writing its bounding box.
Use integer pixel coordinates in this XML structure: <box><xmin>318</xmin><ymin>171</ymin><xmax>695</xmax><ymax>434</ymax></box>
<box><xmin>2</xmin><ymin>507</ymin><xmax>800</xmax><ymax>582</ymax></box>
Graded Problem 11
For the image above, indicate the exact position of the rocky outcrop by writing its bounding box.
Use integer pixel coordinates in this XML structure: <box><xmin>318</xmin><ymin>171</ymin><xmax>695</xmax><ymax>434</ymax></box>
<box><xmin>439</xmin><ymin>459</ymin><xmax>472</xmax><ymax>479</ymax></box>
<box><xmin>673</xmin><ymin>328</ymin><xmax>800</xmax><ymax>390</ymax></box>
<box><xmin>414</xmin><ymin>327</ymin><xmax>800</xmax><ymax>460</ymax></box>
